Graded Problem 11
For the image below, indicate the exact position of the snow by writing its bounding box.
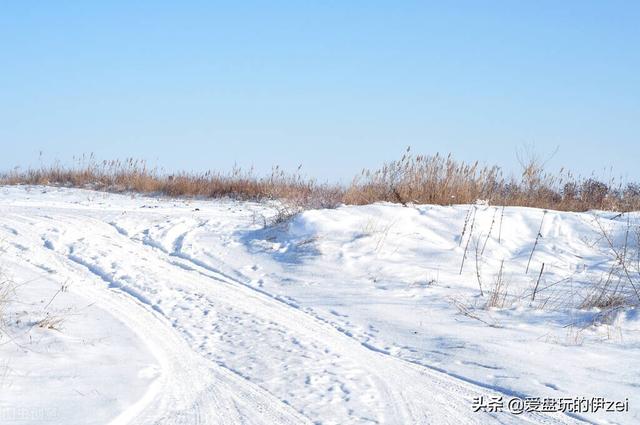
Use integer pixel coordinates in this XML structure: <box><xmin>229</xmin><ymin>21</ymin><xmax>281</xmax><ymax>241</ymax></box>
<box><xmin>0</xmin><ymin>256</ymin><xmax>157</xmax><ymax>425</ymax></box>
<box><xmin>0</xmin><ymin>185</ymin><xmax>638</xmax><ymax>424</ymax></box>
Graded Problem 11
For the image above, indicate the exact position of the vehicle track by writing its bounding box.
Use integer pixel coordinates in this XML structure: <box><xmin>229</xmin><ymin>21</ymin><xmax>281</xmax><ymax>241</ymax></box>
<box><xmin>1</xmin><ymin>205</ymin><xmax>586</xmax><ymax>424</ymax></box>
<box><xmin>0</xmin><ymin>211</ymin><xmax>311</xmax><ymax>425</ymax></box>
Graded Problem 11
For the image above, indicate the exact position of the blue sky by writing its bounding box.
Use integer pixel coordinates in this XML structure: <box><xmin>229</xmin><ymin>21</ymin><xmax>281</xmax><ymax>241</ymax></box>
<box><xmin>1</xmin><ymin>1</ymin><xmax>638</xmax><ymax>182</ymax></box>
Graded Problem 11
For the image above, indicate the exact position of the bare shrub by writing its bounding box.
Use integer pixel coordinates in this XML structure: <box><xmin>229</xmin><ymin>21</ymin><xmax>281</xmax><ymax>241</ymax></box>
<box><xmin>459</xmin><ymin>207</ymin><xmax>477</xmax><ymax>274</ymax></box>
<box><xmin>484</xmin><ymin>260</ymin><xmax>510</xmax><ymax>309</ymax></box>
<box><xmin>592</xmin><ymin>216</ymin><xmax>640</xmax><ymax>304</ymax></box>
<box><xmin>569</xmin><ymin>214</ymin><xmax>640</xmax><ymax>315</ymax></box>
<box><xmin>473</xmin><ymin>237</ymin><xmax>484</xmax><ymax>296</ymax></box>
<box><xmin>581</xmin><ymin>179</ymin><xmax>610</xmax><ymax>209</ymax></box>
<box><xmin>268</xmin><ymin>204</ymin><xmax>301</xmax><ymax>227</ymax></box>
<box><xmin>531</xmin><ymin>263</ymin><xmax>545</xmax><ymax>302</ymax></box>
<box><xmin>526</xmin><ymin>211</ymin><xmax>546</xmax><ymax>274</ymax></box>
<box><xmin>580</xmin><ymin>290</ymin><xmax>628</xmax><ymax>310</ymax></box>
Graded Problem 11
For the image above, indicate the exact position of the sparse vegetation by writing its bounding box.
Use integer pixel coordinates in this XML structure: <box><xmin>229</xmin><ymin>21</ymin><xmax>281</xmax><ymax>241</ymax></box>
<box><xmin>459</xmin><ymin>206</ymin><xmax>477</xmax><ymax>274</ymax></box>
<box><xmin>526</xmin><ymin>211</ymin><xmax>547</xmax><ymax>274</ymax></box>
<box><xmin>582</xmin><ymin>215</ymin><xmax>640</xmax><ymax>307</ymax></box>
<box><xmin>484</xmin><ymin>259</ymin><xmax>510</xmax><ymax>309</ymax></box>
<box><xmin>35</xmin><ymin>314</ymin><xmax>65</xmax><ymax>331</ymax></box>
<box><xmin>0</xmin><ymin>268</ymin><xmax>15</xmax><ymax>342</ymax></box>
<box><xmin>268</xmin><ymin>204</ymin><xmax>302</xmax><ymax>227</ymax></box>
<box><xmin>458</xmin><ymin>205</ymin><xmax>640</xmax><ymax>334</ymax></box>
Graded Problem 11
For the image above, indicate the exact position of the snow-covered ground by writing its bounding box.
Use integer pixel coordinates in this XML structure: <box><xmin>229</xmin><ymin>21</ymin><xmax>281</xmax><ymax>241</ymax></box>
<box><xmin>0</xmin><ymin>186</ymin><xmax>638</xmax><ymax>424</ymax></box>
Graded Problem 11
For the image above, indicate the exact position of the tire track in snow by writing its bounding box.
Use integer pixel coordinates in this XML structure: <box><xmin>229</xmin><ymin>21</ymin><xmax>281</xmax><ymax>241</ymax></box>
<box><xmin>115</xmin><ymin>215</ymin><xmax>585</xmax><ymax>425</ymax></box>
<box><xmin>170</xmin><ymin>233</ymin><xmax>592</xmax><ymax>425</ymax></box>
<box><xmin>2</xmin><ymin>206</ymin><xmax>586</xmax><ymax>424</ymax></box>
<box><xmin>0</xmin><ymin>211</ymin><xmax>312</xmax><ymax>425</ymax></box>
<box><xmin>11</xmin><ymin>211</ymin><xmax>423</xmax><ymax>423</ymax></box>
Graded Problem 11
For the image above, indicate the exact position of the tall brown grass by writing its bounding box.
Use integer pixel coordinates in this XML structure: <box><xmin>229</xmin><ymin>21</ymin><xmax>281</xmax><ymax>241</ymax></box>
<box><xmin>1</xmin><ymin>155</ymin><xmax>343</xmax><ymax>209</ymax></box>
<box><xmin>2</xmin><ymin>150</ymin><xmax>640</xmax><ymax>212</ymax></box>
<box><xmin>344</xmin><ymin>148</ymin><xmax>640</xmax><ymax>211</ymax></box>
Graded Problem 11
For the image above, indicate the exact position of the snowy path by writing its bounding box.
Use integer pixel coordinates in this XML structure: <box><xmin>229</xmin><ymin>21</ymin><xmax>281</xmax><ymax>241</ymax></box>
<box><xmin>0</xmin><ymin>188</ymin><xmax>591</xmax><ymax>424</ymax></box>
<box><xmin>2</xmin><ymin>211</ymin><xmax>308</xmax><ymax>425</ymax></box>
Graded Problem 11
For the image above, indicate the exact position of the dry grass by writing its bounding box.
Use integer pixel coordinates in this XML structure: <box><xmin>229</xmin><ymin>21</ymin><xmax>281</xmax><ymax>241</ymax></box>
<box><xmin>35</xmin><ymin>314</ymin><xmax>65</xmax><ymax>331</ymax></box>
<box><xmin>579</xmin><ymin>215</ymin><xmax>640</xmax><ymax>308</ymax></box>
<box><xmin>0</xmin><ymin>269</ymin><xmax>14</xmax><ymax>341</ymax></box>
<box><xmin>3</xmin><ymin>149</ymin><xmax>640</xmax><ymax>212</ymax></box>
<box><xmin>484</xmin><ymin>260</ymin><xmax>510</xmax><ymax>309</ymax></box>
<box><xmin>0</xmin><ymin>280</ymin><xmax>8</xmax><ymax>328</ymax></box>
<box><xmin>2</xmin><ymin>155</ymin><xmax>343</xmax><ymax>209</ymax></box>
<box><xmin>345</xmin><ymin>148</ymin><xmax>640</xmax><ymax>211</ymax></box>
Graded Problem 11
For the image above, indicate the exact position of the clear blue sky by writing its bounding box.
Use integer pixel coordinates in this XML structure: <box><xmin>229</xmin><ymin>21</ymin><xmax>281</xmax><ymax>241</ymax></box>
<box><xmin>1</xmin><ymin>1</ymin><xmax>638</xmax><ymax>182</ymax></box>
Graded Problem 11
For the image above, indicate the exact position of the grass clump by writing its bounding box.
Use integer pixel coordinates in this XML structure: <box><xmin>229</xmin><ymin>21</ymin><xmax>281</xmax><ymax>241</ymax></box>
<box><xmin>345</xmin><ymin>148</ymin><xmax>640</xmax><ymax>211</ymax></box>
